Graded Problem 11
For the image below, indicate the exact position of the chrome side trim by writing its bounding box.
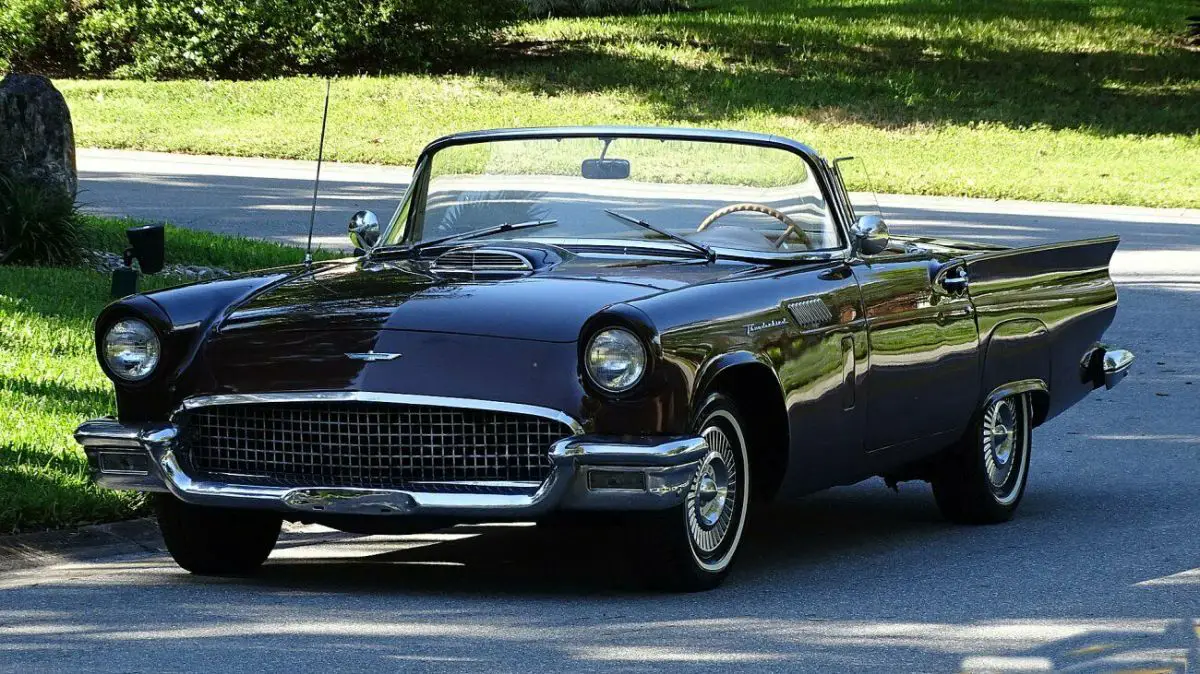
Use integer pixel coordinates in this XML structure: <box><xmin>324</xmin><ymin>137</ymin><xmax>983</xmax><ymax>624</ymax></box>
<box><xmin>174</xmin><ymin>391</ymin><xmax>585</xmax><ymax>435</ymax></box>
<box><xmin>1102</xmin><ymin>348</ymin><xmax>1134</xmax><ymax>389</ymax></box>
<box><xmin>960</xmin><ymin>235</ymin><xmax>1121</xmax><ymax>264</ymax></box>
<box><xmin>345</xmin><ymin>352</ymin><xmax>403</xmax><ymax>362</ymax></box>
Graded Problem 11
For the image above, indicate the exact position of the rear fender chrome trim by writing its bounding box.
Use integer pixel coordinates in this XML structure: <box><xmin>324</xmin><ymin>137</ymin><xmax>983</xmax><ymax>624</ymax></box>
<box><xmin>173</xmin><ymin>391</ymin><xmax>585</xmax><ymax>435</ymax></box>
<box><xmin>982</xmin><ymin>379</ymin><xmax>1047</xmax><ymax>411</ymax></box>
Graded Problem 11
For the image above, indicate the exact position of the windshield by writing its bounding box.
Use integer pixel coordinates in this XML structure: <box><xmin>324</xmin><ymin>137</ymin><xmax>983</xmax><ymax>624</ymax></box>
<box><xmin>382</xmin><ymin>135</ymin><xmax>842</xmax><ymax>255</ymax></box>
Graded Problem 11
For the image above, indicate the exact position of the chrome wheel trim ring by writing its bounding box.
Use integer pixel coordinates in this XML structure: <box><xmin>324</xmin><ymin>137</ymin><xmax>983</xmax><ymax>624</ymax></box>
<box><xmin>685</xmin><ymin>409</ymin><xmax>750</xmax><ymax>573</ymax></box>
<box><xmin>982</xmin><ymin>396</ymin><xmax>1029</xmax><ymax>506</ymax></box>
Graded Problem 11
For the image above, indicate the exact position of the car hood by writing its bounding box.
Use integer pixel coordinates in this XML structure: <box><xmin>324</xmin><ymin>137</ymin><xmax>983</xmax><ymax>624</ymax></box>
<box><xmin>216</xmin><ymin>254</ymin><xmax>746</xmax><ymax>342</ymax></box>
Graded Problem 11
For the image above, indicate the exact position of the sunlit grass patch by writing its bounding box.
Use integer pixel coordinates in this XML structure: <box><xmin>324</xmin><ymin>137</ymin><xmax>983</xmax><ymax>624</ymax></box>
<box><xmin>0</xmin><ymin>218</ymin><xmax>333</xmax><ymax>533</ymax></box>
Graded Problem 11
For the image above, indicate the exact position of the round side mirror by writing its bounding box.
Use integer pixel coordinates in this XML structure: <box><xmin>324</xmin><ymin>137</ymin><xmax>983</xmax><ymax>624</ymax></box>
<box><xmin>348</xmin><ymin>210</ymin><xmax>380</xmax><ymax>251</ymax></box>
<box><xmin>851</xmin><ymin>215</ymin><xmax>889</xmax><ymax>256</ymax></box>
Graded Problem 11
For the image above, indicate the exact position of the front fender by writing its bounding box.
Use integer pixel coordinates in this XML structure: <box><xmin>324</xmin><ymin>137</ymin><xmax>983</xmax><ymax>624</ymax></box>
<box><xmin>97</xmin><ymin>268</ymin><xmax>305</xmax><ymax>421</ymax></box>
<box><xmin>694</xmin><ymin>350</ymin><xmax>780</xmax><ymax>404</ymax></box>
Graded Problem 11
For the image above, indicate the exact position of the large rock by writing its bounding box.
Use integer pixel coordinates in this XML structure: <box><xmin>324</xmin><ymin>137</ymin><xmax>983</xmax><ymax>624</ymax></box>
<box><xmin>0</xmin><ymin>74</ymin><xmax>77</xmax><ymax>200</ymax></box>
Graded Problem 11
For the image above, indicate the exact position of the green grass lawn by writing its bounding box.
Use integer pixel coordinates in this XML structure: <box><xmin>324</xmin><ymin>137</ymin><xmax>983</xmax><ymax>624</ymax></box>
<box><xmin>57</xmin><ymin>0</ymin><xmax>1199</xmax><ymax>207</ymax></box>
<box><xmin>0</xmin><ymin>218</ymin><xmax>338</xmax><ymax>533</ymax></box>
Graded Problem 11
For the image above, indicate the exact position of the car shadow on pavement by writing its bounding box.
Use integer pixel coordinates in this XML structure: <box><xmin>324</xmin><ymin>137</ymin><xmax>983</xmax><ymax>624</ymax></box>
<box><xmin>176</xmin><ymin>482</ymin><xmax>949</xmax><ymax>596</ymax></box>
<box><xmin>3</xmin><ymin>463</ymin><xmax>1195</xmax><ymax>672</ymax></box>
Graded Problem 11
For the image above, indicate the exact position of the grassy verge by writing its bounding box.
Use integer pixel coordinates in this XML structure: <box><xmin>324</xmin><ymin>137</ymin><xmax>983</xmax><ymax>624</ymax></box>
<box><xmin>0</xmin><ymin>217</ymin><xmax>337</xmax><ymax>534</ymax></box>
<box><xmin>57</xmin><ymin>0</ymin><xmax>1200</xmax><ymax>207</ymax></box>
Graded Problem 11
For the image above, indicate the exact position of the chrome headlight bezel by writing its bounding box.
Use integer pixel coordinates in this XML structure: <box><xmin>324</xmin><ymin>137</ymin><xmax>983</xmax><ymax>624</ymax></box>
<box><xmin>101</xmin><ymin>318</ymin><xmax>162</xmax><ymax>382</ymax></box>
<box><xmin>584</xmin><ymin>327</ymin><xmax>648</xmax><ymax>394</ymax></box>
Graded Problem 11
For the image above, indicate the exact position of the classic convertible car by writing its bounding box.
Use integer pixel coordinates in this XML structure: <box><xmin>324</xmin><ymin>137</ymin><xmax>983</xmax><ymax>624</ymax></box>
<box><xmin>76</xmin><ymin>127</ymin><xmax>1132</xmax><ymax>590</ymax></box>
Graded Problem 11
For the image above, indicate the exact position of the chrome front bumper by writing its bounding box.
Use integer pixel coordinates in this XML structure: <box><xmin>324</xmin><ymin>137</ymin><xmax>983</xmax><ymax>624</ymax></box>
<box><xmin>74</xmin><ymin>419</ymin><xmax>709</xmax><ymax>518</ymax></box>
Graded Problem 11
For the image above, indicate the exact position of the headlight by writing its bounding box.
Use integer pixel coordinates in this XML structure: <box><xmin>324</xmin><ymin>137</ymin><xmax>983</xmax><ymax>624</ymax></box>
<box><xmin>102</xmin><ymin>318</ymin><xmax>161</xmax><ymax>381</ymax></box>
<box><xmin>585</xmin><ymin>328</ymin><xmax>647</xmax><ymax>393</ymax></box>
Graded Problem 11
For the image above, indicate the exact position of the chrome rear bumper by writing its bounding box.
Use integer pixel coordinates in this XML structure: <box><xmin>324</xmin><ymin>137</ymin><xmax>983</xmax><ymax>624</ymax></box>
<box><xmin>1102</xmin><ymin>348</ymin><xmax>1134</xmax><ymax>390</ymax></box>
<box><xmin>74</xmin><ymin>419</ymin><xmax>708</xmax><ymax>518</ymax></box>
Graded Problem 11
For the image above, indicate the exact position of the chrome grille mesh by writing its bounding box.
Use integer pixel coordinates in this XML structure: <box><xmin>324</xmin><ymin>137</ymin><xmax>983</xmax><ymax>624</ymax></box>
<box><xmin>178</xmin><ymin>402</ymin><xmax>570</xmax><ymax>489</ymax></box>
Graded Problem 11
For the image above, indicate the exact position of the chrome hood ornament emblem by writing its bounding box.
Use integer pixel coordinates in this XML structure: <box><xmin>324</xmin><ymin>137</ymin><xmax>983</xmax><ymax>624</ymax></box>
<box><xmin>346</xmin><ymin>352</ymin><xmax>402</xmax><ymax>362</ymax></box>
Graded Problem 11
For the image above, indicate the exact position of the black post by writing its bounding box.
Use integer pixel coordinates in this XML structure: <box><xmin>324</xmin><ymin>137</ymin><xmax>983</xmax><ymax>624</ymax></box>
<box><xmin>111</xmin><ymin>248</ymin><xmax>138</xmax><ymax>298</ymax></box>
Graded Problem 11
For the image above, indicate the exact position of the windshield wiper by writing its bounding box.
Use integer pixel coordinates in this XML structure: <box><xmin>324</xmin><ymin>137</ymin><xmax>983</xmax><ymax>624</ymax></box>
<box><xmin>374</xmin><ymin>219</ymin><xmax>558</xmax><ymax>257</ymax></box>
<box><xmin>604</xmin><ymin>210</ymin><xmax>715</xmax><ymax>262</ymax></box>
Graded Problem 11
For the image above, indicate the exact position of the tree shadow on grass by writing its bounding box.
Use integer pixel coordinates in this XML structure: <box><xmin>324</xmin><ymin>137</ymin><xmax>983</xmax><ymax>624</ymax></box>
<box><xmin>482</xmin><ymin>0</ymin><xmax>1198</xmax><ymax>136</ymax></box>
<box><xmin>0</xmin><ymin>266</ymin><xmax>111</xmax><ymax>325</ymax></box>
<box><xmin>0</xmin><ymin>446</ymin><xmax>143</xmax><ymax>533</ymax></box>
<box><xmin>0</xmin><ymin>373</ymin><xmax>113</xmax><ymax>419</ymax></box>
<box><xmin>0</xmin><ymin>376</ymin><xmax>128</xmax><ymax>533</ymax></box>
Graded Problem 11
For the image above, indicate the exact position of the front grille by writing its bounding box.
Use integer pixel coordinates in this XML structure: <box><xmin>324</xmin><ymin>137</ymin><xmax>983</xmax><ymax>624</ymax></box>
<box><xmin>177</xmin><ymin>402</ymin><xmax>573</xmax><ymax>490</ymax></box>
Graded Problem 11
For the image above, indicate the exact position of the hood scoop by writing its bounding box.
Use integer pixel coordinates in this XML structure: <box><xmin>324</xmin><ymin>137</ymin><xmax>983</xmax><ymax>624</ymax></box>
<box><xmin>431</xmin><ymin>243</ymin><xmax>565</xmax><ymax>280</ymax></box>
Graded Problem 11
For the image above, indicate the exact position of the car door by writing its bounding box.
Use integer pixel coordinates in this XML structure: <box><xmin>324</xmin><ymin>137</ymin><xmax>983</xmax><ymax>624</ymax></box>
<box><xmin>771</xmin><ymin>262</ymin><xmax>869</xmax><ymax>493</ymax></box>
<box><xmin>851</xmin><ymin>253</ymin><xmax>980</xmax><ymax>455</ymax></box>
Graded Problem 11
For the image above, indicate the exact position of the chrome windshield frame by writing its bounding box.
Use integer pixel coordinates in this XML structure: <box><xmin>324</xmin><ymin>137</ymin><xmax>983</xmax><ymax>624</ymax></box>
<box><xmin>376</xmin><ymin>126</ymin><xmax>853</xmax><ymax>263</ymax></box>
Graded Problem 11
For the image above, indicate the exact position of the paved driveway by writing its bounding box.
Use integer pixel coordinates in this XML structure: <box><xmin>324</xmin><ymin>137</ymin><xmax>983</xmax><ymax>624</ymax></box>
<box><xmin>0</xmin><ymin>149</ymin><xmax>1194</xmax><ymax>672</ymax></box>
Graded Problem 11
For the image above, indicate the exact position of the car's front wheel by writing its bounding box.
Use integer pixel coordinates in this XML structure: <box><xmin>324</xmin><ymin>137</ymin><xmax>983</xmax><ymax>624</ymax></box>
<box><xmin>155</xmin><ymin>495</ymin><xmax>282</xmax><ymax>575</ymax></box>
<box><xmin>639</xmin><ymin>393</ymin><xmax>751</xmax><ymax>592</ymax></box>
<box><xmin>932</xmin><ymin>392</ymin><xmax>1033</xmax><ymax>524</ymax></box>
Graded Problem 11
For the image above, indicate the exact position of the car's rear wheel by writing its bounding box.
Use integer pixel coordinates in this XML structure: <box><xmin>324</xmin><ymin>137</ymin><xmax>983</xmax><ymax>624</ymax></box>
<box><xmin>639</xmin><ymin>393</ymin><xmax>750</xmax><ymax>592</ymax></box>
<box><xmin>932</xmin><ymin>392</ymin><xmax>1032</xmax><ymax>524</ymax></box>
<box><xmin>155</xmin><ymin>494</ymin><xmax>281</xmax><ymax>575</ymax></box>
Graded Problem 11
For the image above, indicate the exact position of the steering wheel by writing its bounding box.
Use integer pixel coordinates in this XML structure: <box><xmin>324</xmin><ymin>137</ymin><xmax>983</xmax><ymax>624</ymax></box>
<box><xmin>695</xmin><ymin>203</ymin><xmax>812</xmax><ymax>249</ymax></box>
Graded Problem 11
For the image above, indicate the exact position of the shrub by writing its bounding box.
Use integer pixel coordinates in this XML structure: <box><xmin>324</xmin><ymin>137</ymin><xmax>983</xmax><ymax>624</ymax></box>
<box><xmin>0</xmin><ymin>0</ymin><xmax>80</xmax><ymax>74</ymax></box>
<box><xmin>2</xmin><ymin>0</ymin><xmax>525</xmax><ymax>78</ymax></box>
<box><xmin>523</xmin><ymin>0</ymin><xmax>687</xmax><ymax>17</ymax></box>
<box><xmin>75</xmin><ymin>0</ymin><xmax>526</xmax><ymax>79</ymax></box>
<box><xmin>0</xmin><ymin>171</ymin><xmax>82</xmax><ymax>266</ymax></box>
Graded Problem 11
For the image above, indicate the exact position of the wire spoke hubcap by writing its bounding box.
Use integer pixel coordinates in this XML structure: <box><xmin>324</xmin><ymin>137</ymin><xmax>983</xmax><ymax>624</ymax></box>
<box><xmin>687</xmin><ymin>426</ymin><xmax>738</xmax><ymax>554</ymax></box>
<box><xmin>982</xmin><ymin>397</ymin><xmax>1025</xmax><ymax>501</ymax></box>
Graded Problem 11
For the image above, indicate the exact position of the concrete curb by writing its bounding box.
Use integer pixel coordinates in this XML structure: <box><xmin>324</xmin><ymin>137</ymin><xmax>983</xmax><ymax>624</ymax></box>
<box><xmin>0</xmin><ymin>518</ymin><xmax>165</xmax><ymax>574</ymax></box>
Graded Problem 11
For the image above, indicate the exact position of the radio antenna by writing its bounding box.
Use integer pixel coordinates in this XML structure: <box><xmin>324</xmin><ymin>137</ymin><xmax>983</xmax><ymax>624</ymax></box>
<box><xmin>304</xmin><ymin>78</ymin><xmax>332</xmax><ymax>267</ymax></box>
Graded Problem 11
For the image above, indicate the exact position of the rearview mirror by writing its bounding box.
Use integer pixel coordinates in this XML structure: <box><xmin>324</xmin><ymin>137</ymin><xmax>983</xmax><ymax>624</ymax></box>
<box><xmin>851</xmin><ymin>215</ymin><xmax>889</xmax><ymax>256</ymax></box>
<box><xmin>581</xmin><ymin>158</ymin><xmax>630</xmax><ymax>180</ymax></box>
<box><xmin>348</xmin><ymin>210</ymin><xmax>380</xmax><ymax>252</ymax></box>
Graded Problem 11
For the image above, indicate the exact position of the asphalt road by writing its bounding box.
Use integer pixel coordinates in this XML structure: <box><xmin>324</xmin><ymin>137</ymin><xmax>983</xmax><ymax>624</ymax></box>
<box><xmin>0</xmin><ymin>150</ymin><xmax>1196</xmax><ymax>672</ymax></box>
